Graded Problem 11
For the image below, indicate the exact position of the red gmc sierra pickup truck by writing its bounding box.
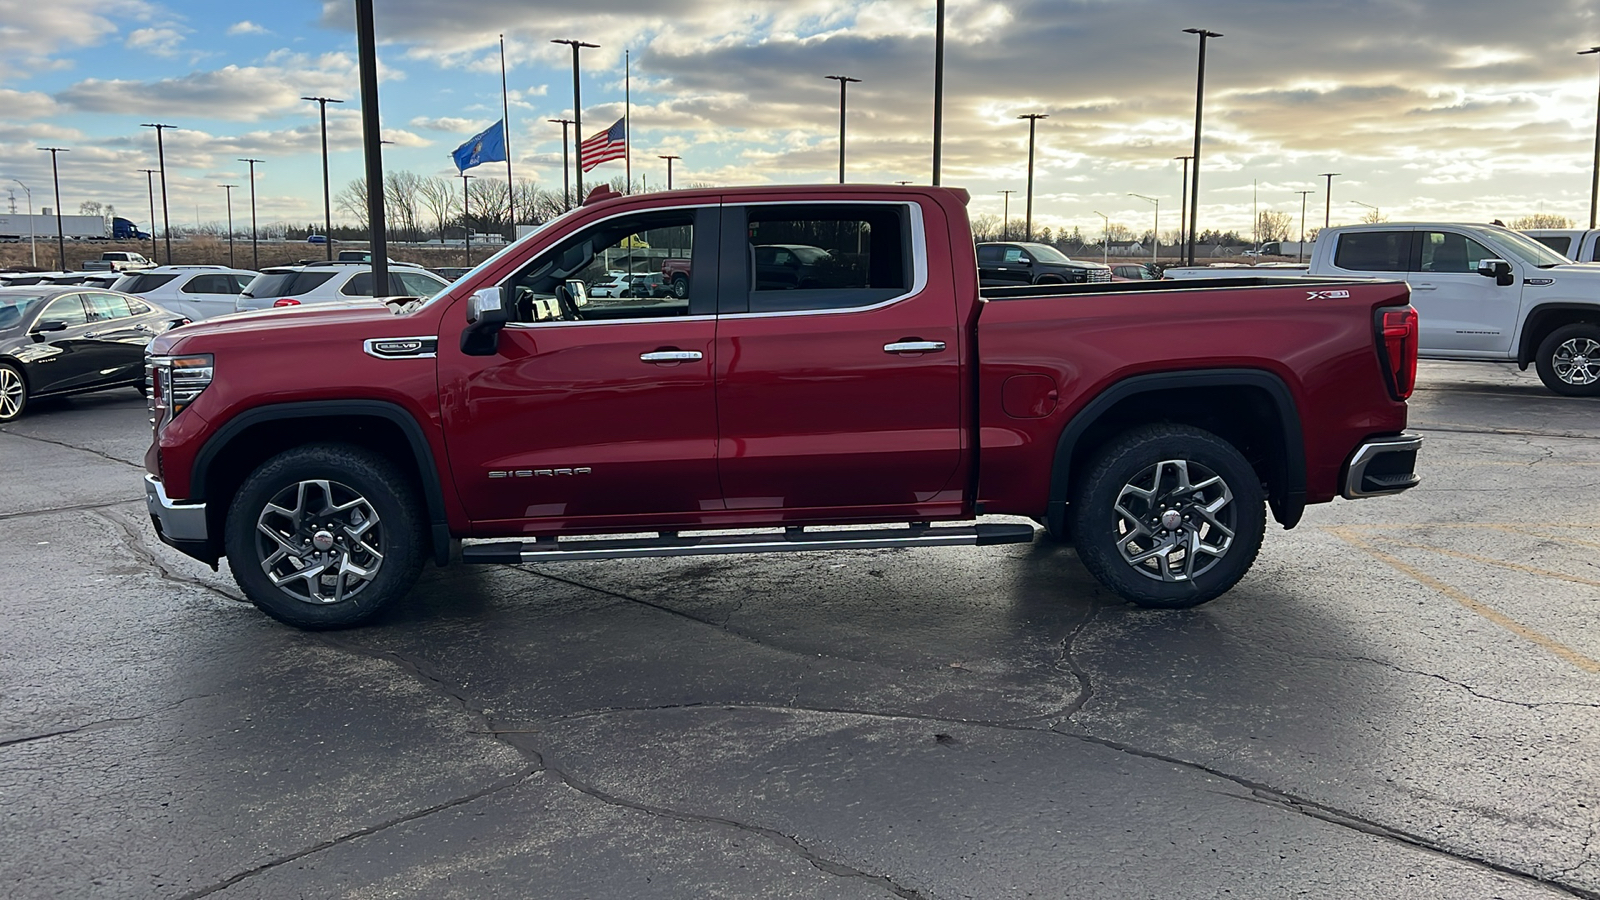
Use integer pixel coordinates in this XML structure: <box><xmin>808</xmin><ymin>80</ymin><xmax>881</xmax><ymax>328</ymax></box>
<box><xmin>143</xmin><ymin>184</ymin><xmax>1422</xmax><ymax>629</ymax></box>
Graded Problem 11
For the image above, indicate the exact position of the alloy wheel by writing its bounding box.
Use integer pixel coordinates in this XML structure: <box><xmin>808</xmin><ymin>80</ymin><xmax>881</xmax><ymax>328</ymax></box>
<box><xmin>0</xmin><ymin>367</ymin><xmax>23</xmax><ymax>421</ymax></box>
<box><xmin>1111</xmin><ymin>458</ymin><xmax>1236</xmax><ymax>582</ymax></box>
<box><xmin>255</xmin><ymin>479</ymin><xmax>384</xmax><ymax>604</ymax></box>
<box><xmin>1552</xmin><ymin>337</ymin><xmax>1600</xmax><ymax>386</ymax></box>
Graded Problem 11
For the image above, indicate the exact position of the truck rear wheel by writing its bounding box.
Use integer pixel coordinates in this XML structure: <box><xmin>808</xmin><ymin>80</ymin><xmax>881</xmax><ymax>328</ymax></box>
<box><xmin>1534</xmin><ymin>324</ymin><xmax>1600</xmax><ymax>396</ymax></box>
<box><xmin>224</xmin><ymin>443</ymin><xmax>425</xmax><ymax>629</ymax></box>
<box><xmin>1069</xmin><ymin>424</ymin><xmax>1265</xmax><ymax>609</ymax></box>
<box><xmin>671</xmin><ymin>275</ymin><xmax>689</xmax><ymax>299</ymax></box>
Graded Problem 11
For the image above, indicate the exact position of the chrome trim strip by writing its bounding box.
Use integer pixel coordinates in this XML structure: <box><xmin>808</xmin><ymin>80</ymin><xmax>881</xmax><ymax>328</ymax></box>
<box><xmin>144</xmin><ymin>474</ymin><xmax>209</xmax><ymax>542</ymax></box>
<box><xmin>1343</xmin><ymin>432</ymin><xmax>1423</xmax><ymax>500</ymax></box>
<box><xmin>362</xmin><ymin>336</ymin><xmax>439</xmax><ymax>359</ymax></box>
<box><xmin>504</xmin><ymin>314</ymin><xmax>715</xmax><ymax>330</ymax></box>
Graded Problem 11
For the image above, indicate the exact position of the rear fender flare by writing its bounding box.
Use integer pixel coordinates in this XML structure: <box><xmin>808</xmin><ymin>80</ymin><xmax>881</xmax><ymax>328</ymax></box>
<box><xmin>1044</xmin><ymin>369</ymin><xmax>1307</xmax><ymax>532</ymax></box>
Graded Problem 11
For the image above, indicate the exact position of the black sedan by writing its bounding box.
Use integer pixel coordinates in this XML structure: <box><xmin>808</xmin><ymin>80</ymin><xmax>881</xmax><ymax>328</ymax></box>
<box><xmin>0</xmin><ymin>286</ymin><xmax>188</xmax><ymax>422</ymax></box>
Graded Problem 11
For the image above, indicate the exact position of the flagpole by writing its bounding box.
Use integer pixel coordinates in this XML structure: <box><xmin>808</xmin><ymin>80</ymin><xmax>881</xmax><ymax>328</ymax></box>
<box><xmin>625</xmin><ymin>49</ymin><xmax>631</xmax><ymax>194</ymax></box>
<box><xmin>500</xmin><ymin>34</ymin><xmax>515</xmax><ymax>235</ymax></box>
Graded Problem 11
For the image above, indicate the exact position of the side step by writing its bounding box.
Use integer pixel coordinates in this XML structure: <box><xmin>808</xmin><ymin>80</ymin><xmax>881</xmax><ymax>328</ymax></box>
<box><xmin>462</xmin><ymin>523</ymin><xmax>1037</xmax><ymax>565</ymax></box>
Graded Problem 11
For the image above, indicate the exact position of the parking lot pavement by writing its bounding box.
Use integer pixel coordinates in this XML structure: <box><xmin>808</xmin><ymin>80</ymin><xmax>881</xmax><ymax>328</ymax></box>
<box><xmin>0</xmin><ymin>361</ymin><xmax>1595</xmax><ymax>898</ymax></box>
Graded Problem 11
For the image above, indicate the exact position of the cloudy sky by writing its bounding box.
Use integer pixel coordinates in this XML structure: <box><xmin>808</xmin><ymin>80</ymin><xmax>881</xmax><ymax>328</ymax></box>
<box><xmin>2</xmin><ymin>0</ymin><xmax>1598</xmax><ymax>241</ymax></box>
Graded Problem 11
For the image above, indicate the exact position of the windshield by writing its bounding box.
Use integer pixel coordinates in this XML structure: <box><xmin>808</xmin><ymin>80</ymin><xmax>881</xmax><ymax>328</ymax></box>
<box><xmin>1487</xmin><ymin>228</ymin><xmax>1573</xmax><ymax>268</ymax></box>
<box><xmin>1020</xmin><ymin>242</ymin><xmax>1071</xmax><ymax>264</ymax></box>
<box><xmin>417</xmin><ymin>210</ymin><xmax>576</xmax><ymax>310</ymax></box>
<box><xmin>0</xmin><ymin>293</ymin><xmax>49</xmax><ymax>331</ymax></box>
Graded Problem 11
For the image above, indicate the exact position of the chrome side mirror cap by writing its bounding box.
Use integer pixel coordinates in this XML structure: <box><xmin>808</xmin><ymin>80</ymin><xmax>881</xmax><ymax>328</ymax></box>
<box><xmin>467</xmin><ymin>286</ymin><xmax>506</xmax><ymax>323</ymax></box>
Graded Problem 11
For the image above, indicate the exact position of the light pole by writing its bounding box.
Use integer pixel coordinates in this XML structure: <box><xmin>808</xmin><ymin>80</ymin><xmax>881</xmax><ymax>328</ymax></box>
<box><xmin>141</xmin><ymin>123</ymin><xmax>174</xmax><ymax>264</ymax></box>
<box><xmin>136</xmin><ymin>169</ymin><xmax>159</xmax><ymax>262</ymax></box>
<box><xmin>1183</xmin><ymin>28</ymin><xmax>1222</xmax><ymax>266</ymax></box>
<box><xmin>1018</xmin><ymin>113</ymin><xmax>1047</xmax><ymax>240</ymax></box>
<box><xmin>218</xmin><ymin>184</ymin><xmax>237</xmax><ymax>268</ymax></box>
<box><xmin>551</xmin><ymin>40</ymin><xmax>599</xmax><ymax>201</ymax></box>
<box><xmin>1318</xmin><ymin>172</ymin><xmax>1340</xmax><ymax>228</ymax></box>
<box><xmin>1352</xmin><ymin>200</ymin><xmax>1379</xmax><ymax>223</ymax></box>
<box><xmin>10</xmin><ymin>178</ymin><xmax>34</xmax><ymax>267</ymax></box>
<box><xmin>932</xmin><ymin>0</ymin><xmax>945</xmax><ymax>185</ymax></box>
<box><xmin>1129</xmin><ymin>192</ymin><xmax>1159</xmax><ymax>266</ymax></box>
<box><xmin>38</xmin><ymin>147</ymin><xmax>67</xmax><ymax>269</ymax></box>
<box><xmin>1296</xmin><ymin>189</ymin><xmax>1315</xmax><ymax>263</ymax></box>
<box><xmin>1583</xmin><ymin>47</ymin><xmax>1600</xmax><ymax>228</ymax></box>
<box><xmin>238</xmin><ymin>158</ymin><xmax>262</xmax><ymax>270</ymax></box>
<box><xmin>1174</xmin><ymin>155</ymin><xmax>1192</xmax><ymax>260</ymax></box>
<box><xmin>547</xmin><ymin>118</ymin><xmax>573</xmax><ymax>211</ymax></box>
<box><xmin>1091</xmin><ymin>210</ymin><xmax>1109</xmax><ymax>266</ymax></box>
<box><xmin>658</xmin><ymin>154</ymin><xmax>681</xmax><ymax>190</ymax></box>
<box><xmin>998</xmin><ymin>189</ymin><xmax>1014</xmax><ymax>240</ymax></box>
<box><xmin>301</xmin><ymin>97</ymin><xmax>343</xmax><ymax>261</ymax></box>
<box><xmin>460</xmin><ymin>173</ymin><xmax>474</xmax><ymax>267</ymax></box>
<box><xmin>825</xmin><ymin>74</ymin><xmax>861</xmax><ymax>184</ymax></box>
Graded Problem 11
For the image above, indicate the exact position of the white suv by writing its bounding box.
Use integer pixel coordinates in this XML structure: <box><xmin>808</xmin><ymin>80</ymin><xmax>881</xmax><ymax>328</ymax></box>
<box><xmin>236</xmin><ymin>263</ymin><xmax>449</xmax><ymax>312</ymax></box>
<box><xmin>112</xmin><ymin>266</ymin><xmax>258</xmax><ymax>321</ymax></box>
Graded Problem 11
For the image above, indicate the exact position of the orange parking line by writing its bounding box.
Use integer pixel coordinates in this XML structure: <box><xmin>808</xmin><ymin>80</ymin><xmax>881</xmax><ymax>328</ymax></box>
<box><xmin>1369</xmin><ymin>536</ymin><xmax>1600</xmax><ymax>590</ymax></box>
<box><xmin>1326</xmin><ymin>527</ymin><xmax>1600</xmax><ymax>675</ymax></box>
<box><xmin>1486</xmin><ymin>524</ymin><xmax>1600</xmax><ymax>554</ymax></box>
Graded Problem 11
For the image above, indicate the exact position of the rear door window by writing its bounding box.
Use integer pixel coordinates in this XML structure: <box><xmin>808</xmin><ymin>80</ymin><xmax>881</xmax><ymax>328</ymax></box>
<box><xmin>976</xmin><ymin>244</ymin><xmax>1004</xmax><ymax>266</ymax></box>
<box><xmin>1333</xmin><ymin>231</ymin><xmax>1412</xmax><ymax>272</ymax></box>
<box><xmin>84</xmin><ymin>292</ymin><xmax>133</xmax><ymax>320</ymax></box>
<box><xmin>116</xmin><ymin>273</ymin><xmax>178</xmax><ymax>293</ymax></box>
<box><xmin>730</xmin><ymin>203</ymin><xmax>913</xmax><ymax>313</ymax></box>
<box><xmin>1532</xmin><ymin>236</ymin><xmax>1572</xmax><ymax>255</ymax></box>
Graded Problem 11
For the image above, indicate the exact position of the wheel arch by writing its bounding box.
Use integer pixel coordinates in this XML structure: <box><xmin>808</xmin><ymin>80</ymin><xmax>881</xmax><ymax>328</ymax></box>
<box><xmin>1044</xmin><ymin>368</ymin><xmax>1307</xmax><ymax>534</ymax></box>
<box><xmin>191</xmin><ymin>400</ymin><xmax>452</xmax><ymax>566</ymax></box>
<box><xmin>1517</xmin><ymin>304</ymin><xmax>1600</xmax><ymax>366</ymax></box>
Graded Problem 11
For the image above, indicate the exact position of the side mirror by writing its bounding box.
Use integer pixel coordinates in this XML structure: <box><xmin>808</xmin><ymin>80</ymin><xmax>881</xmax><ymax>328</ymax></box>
<box><xmin>31</xmin><ymin>320</ymin><xmax>68</xmax><ymax>334</ymax></box>
<box><xmin>564</xmin><ymin>279</ymin><xmax>589</xmax><ymax>307</ymax></box>
<box><xmin>1477</xmin><ymin>258</ymin><xmax>1514</xmax><ymax>286</ymax></box>
<box><xmin>461</xmin><ymin>286</ymin><xmax>510</xmax><ymax>356</ymax></box>
<box><xmin>1016</xmin><ymin>256</ymin><xmax>1032</xmax><ymax>266</ymax></box>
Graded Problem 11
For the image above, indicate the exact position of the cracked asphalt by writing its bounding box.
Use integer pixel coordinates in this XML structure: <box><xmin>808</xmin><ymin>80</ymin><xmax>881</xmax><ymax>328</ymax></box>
<box><xmin>1</xmin><ymin>360</ymin><xmax>1597</xmax><ymax>899</ymax></box>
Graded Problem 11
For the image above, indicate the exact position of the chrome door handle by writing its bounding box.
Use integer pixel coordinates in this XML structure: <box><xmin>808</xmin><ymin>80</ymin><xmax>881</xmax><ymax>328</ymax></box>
<box><xmin>1412</xmin><ymin>283</ymin><xmax>1437</xmax><ymax>291</ymax></box>
<box><xmin>884</xmin><ymin>341</ymin><xmax>946</xmax><ymax>354</ymax></box>
<box><xmin>83</xmin><ymin>331</ymin><xmax>103</xmax><ymax>338</ymax></box>
<box><xmin>640</xmin><ymin>350</ymin><xmax>703</xmax><ymax>362</ymax></box>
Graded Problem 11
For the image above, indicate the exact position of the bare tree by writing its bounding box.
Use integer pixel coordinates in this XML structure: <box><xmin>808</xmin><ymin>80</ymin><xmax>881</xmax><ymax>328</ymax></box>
<box><xmin>467</xmin><ymin>178</ymin><xmax>509</xmax><ymax>233</ymax></box>
<box><xmin>967</xmin><ymin>213</ymin><xmax>1002</xmax><ymax>242</ymax></box>
<box><xmin>385</xmin><ymin>170</ymin><xmax>425</xmax><ymax>241</ymax></box>
<box><xmin>1358</xmin><ymin>208</ymin><xmax>1388</xmax><ymax>225</ymax></box>
<box><xmin>1257</xmin><ymin>210</ymin><xmax>1292</xmax><ymax>243</ymax></box>
<box><xmin>417</xmin><ymin>176</ymin><xmax>456</xmax><ymax>241</ymax></box>
<box><xmin>1512</xmin><ymin>213</ymin><xmax>1572</xmax><ymax>230</ymax></box>
<box><xmin>337</xmin><ymin>178</ymin><xmax>369</xmax><ymax>231</ymax></box>
<box><xmin>79</xmin><ymin>200</ymin><xmax>103</xmax><ymax>217</ymax></box>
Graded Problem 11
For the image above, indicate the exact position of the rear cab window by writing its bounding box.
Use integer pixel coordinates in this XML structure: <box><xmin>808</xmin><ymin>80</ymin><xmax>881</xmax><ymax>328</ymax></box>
<box><xmin>1333</xmin><ymin>231</ymin><xmax>1413</xmax><ymax>272</ymax></box>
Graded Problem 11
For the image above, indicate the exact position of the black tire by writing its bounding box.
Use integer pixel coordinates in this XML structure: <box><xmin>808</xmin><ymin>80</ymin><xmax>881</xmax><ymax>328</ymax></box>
<box><xmin>1533</xmin><ymin>323</ymin><xmax>1600</xmax><ymax>397</ymax></box>
<box><xmin>225</xmin><ymin>443</ymin><xmax>426</xmax><ymax>629</ymax></box>
<box><xmin>0</xmin><ymin>362</ymin><xmax>26</xmax><ymax>422</ymax></box>
<box><xmin>1069</xmin><ymin>424</ymin><xmax>1265</xmax><ymax>609</ymax></box>
<box><xmin>671</xmin><ymin>275</ymin><xmax>689</xmax><ymax>299</ymax></box>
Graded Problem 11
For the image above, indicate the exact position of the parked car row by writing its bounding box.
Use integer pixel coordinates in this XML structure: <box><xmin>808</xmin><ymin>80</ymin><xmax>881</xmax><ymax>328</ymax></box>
<box><xmin>0</xmin><ymin>286</ymin><xmax>190</xmax><ymax>422</ymax></box>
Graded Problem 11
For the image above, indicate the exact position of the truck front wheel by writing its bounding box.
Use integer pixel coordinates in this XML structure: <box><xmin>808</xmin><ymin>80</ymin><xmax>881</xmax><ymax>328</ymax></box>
<box><xmin>1534</xmin><ymin>323</ymin><xmax>1600</xmax><ymax>396</ymax></box>
<box><xmin>1069</xmin><ymin>424</ymin><xmax>1265</xmax><ymax>609</ymax></box>
<box><xmin>224</xmin><ymin>443</ymin><xmax>426</xmax><ymax>629</ymax></box>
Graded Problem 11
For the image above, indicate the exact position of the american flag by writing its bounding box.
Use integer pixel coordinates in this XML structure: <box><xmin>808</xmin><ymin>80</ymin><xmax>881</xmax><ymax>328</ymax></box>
<box><xmin>579</xmin><ymin>118</ymin><xmax>627</xmax><ymax>172</ymax></box>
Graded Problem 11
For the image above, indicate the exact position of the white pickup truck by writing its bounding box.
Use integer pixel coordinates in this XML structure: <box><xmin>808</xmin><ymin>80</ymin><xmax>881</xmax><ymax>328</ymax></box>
<box><xmin>1309</xmin><ymin>223</ymin><xmax>1600</xmax><ymax>396</ymax></box>
<box><xmin>81</xmin><ymin>251</ymin><xmax>153</xmax><ymax>272</ymax></box>
<box><xmin>1524</xmin><ymin>229</ymin><xmax>1600</xmax><ymax>263</ymax></box>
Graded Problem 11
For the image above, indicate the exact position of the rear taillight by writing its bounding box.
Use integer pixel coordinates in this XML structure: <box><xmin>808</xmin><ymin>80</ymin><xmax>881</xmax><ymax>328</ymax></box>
<box><xmin>274</xmin><ymin>298</ymin><xmax>300</xmax><ymax>307</ymax></box>
<box><xmin>1377</xmin><ymin>305</ymin><xmax>1418</xmax><ymax>401</ymax></box>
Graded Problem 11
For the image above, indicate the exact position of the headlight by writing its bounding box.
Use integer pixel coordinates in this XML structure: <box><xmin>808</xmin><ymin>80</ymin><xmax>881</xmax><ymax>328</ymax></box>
<box><xmin>146</xmin><ymin>352</ymin><xmax>213</xmax><ymax>421</ymax></box>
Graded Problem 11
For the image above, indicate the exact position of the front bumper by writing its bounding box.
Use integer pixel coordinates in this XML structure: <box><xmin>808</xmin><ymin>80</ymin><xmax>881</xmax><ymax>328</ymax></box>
<box><xmin>144</xmin><ymin>474</ymin><xmax>214</xmax><ymax>562</ymax></box>
<box><xmin>1342</xmin><ymin>432</ymin><xmax>1423</xmax><ymax>499</ymax></box>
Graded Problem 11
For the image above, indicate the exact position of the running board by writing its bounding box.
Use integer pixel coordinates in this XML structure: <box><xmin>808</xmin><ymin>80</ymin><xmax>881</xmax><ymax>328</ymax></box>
<box><xmin>462</xmin><ymin>523</ymin><xmax>1037</xmax><ymax>565</ymax></box>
